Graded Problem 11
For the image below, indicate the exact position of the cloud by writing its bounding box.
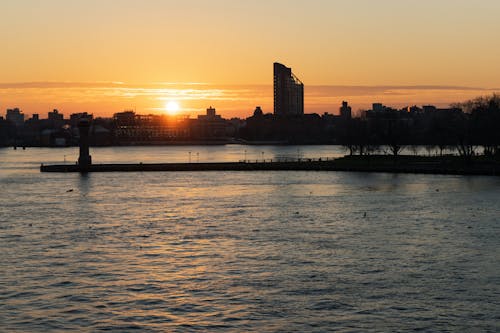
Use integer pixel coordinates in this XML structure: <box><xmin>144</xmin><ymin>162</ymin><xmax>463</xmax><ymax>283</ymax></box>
<box><xmin>0</xmin><ymin>81</ymin><xmax>125</xmax><ymax>89</ymax></box>
<box><xmin>0</xmin><ymin>82</ymin><xmax>498</xmax><ymax>117</ymax></box>
<box><xmin>305</xmin><ymin>85</ymin><xmax>497</xmax><ymax>97</ymax></box>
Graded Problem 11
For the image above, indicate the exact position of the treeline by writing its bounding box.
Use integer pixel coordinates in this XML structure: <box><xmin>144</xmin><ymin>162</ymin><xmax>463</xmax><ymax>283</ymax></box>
<box><xmin>338</xmin><ymin>94</ymin><xmax>500</xmax><ymax>160</ymax></box>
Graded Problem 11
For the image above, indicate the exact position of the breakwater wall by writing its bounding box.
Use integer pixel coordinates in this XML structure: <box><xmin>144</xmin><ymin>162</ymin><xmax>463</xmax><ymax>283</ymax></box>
<box><xmin>40</xmin><ymin>156</ymin><xmax>500</xmax><ymax>175</ymax></box>
<box><xmin>41</xmin><ymin>161</ymin><xmax>336</xmax><ymax>172</ymax></box>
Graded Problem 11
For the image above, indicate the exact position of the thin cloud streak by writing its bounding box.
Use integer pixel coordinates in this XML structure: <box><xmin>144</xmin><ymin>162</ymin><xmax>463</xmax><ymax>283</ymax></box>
<box><xmin>0</xmin><ymin>82</ymin><xmax>498</xmax><ymax>118</ymax></box>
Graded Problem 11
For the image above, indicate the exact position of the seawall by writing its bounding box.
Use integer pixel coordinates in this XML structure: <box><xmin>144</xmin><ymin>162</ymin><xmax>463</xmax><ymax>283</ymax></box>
<box><xmin>40</xmin><ymin>156</ymin><xmax>500</xmax><ymax>175</ymax></box>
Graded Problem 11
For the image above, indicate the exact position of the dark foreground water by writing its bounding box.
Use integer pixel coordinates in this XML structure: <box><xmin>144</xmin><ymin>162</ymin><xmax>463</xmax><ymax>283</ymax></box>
<box><xmin>1</xmin><ymin>147</ymin><xmax>499</xmax><ymax>332</ymax></box>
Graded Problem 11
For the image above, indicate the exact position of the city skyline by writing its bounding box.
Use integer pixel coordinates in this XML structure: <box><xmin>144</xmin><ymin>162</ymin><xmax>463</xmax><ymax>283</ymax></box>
<box><xmin>1</xmin><ymin>0</ymin><xmax>500</xmax><ymax>118</ymax></box>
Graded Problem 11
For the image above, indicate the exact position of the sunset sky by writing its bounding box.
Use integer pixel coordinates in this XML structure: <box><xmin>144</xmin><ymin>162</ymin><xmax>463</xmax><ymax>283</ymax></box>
<box><xmin>1</xmin><ymin>0</ymin><xmax>499</xmax><ymax>118</ymax></box>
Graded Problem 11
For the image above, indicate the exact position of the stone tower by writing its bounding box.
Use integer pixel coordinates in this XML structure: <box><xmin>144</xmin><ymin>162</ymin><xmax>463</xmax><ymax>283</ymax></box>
<box><xmin>77</xmin><ymin>116</ymin><xmax>92</xmax><ymax>168</ymax></box>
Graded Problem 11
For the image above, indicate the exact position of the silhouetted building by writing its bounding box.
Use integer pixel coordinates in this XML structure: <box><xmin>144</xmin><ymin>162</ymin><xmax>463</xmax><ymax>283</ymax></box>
<box><xmin>253</xmin><ymin>106</ymin><xmax>263</xmax><ymax>117</ymax></box>
<box><xmin>194</xmin><ymin>106</ymin><xmax>227</xmax><ymax>139</ymax></box>
<box><xmin>372</xmin><ymin>103</ymin><xmax>385</xmax><ymax>113</ymax></box>
<box><xmin>113</xmin><ymin>110</ymin><xmax>136</xmax><ymax>127</ymax></box>
<box><xmin>0</xmin><ymin>117</ymin><xmax>15</xmax><ymax>146</ymax></box>
<box><xmin>273</xmin><ymin>62</ymin><xmax>304</xmax><ymax>116</ymax></box>
<box><xmin>340</xmin><ymin>101</ymin><xmax>352</xmax><ymax>119</ymax></box>
<box><xmin>48</xmin><ymin>109</ymin><xmax>63</xmax><ymax>121</ymax></box>
<box><xmin>113</xmin><ymin>110</ymin><xmax>190</xmax><ymax>143</ymax></box>
<box><xmin>22</xmin><ymin>114</ymin><xmax>42</xmax><ymax>146</ymax></box>
<box><xmin>48</xmin><ymin>109</ymin><xmax>64</xmax><ymax>129</ymax></box>
<box><xmin>70</xmin><ymin>112</ymin><xmax>92</xmax><ymax>126</ymax></box>
<box><xmin>206</xmin><ymin>106</ymin><xmax>216</xmax><ymax>117</ymax></box>
<box><xmin>6</xmin><ymin>108</ymin><xmax>24</xmax><ymax>127</ymax></box>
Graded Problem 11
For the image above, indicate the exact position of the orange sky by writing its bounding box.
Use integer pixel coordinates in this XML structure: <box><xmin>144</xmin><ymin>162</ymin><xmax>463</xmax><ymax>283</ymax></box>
<box><xmin>1</xmin><ymin>0</ymin><xmax>499</xmax><ymax>118</ymax></box>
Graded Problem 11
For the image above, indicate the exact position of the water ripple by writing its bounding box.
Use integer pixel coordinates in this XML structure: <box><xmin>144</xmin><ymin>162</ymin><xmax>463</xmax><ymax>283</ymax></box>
<box><xmin>1</xmin><ymin>151</ymin><xmax>500</xmax><ymax>331</ymax></box>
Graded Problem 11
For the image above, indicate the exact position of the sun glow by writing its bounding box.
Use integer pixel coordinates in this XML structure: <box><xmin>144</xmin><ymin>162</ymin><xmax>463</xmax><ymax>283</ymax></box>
<box><xmin>165</xmin><ymin>101</ymin><xmax>180</xmax><ymax>115</ymax></box>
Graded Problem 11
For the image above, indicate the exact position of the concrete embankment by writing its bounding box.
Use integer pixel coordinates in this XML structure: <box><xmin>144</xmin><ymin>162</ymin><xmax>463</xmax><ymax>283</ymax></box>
<box><xmin>40</xmin><ymin>161</ymin><xmax>335</xmax><ymax>172</ymax></box>
<box><xmin>40</xmin><ymin>156</ymin><xmax>500</xmax><ymax>175</ymax></box>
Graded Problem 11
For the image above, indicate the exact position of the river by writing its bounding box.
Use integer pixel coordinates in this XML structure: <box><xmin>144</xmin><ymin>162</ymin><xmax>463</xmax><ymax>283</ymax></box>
<box><xmin>1</xmin><ymin>146</ymin><xmax>499</xmax><ymax>332</ymax></box>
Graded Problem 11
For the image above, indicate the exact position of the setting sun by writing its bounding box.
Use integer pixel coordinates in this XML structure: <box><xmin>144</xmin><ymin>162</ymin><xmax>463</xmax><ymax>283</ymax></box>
<box><xmin>165</xmin><ymin>101</ymin><xmax>180</xmax><ymax>115</ymax></box>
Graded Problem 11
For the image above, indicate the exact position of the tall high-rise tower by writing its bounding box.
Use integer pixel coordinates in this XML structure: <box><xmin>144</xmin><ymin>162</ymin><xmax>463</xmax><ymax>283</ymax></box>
<box><xmin>273</xmin><ymin>62</ymin><xmax>304</xmax><ymax>116</ymax></box>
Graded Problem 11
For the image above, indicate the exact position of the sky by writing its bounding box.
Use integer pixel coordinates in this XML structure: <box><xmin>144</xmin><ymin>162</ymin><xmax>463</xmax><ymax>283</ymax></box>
<box><xmin>1</xmin><ymin>0</ymin><xmax>499</xmax><ymax>118</ymax></box>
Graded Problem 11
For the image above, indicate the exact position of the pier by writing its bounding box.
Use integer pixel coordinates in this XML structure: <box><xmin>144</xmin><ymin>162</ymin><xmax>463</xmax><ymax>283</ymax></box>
<box><xmin>40</xmin><ymin>155</ymin><xmax>500</xmax><ymax>175</ymax></box>
<box><xmin>41</xmin><ymin>159</ymin><xmax>335</xmax><ymax>172</ymax></box>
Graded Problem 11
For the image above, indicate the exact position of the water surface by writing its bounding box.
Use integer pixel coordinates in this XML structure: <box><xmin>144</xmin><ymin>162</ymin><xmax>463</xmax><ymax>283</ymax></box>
<box><xmin>1</xmin><ymin>146</ymin><xmax>499</xmax><ymax>332</ymax></box>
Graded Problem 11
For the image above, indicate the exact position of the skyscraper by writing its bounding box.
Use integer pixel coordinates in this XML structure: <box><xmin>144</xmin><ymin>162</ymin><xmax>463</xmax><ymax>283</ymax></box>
<box><xmin>273</xmin><ymin>62</ymin><xmax>304</xmax><ymax>116</ymax></box>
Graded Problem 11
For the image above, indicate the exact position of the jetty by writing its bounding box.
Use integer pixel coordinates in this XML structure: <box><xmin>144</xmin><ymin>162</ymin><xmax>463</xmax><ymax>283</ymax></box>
<box><xmin>41</xmin><ymin>160</ymin><xmax>331</xmax><ymax>172</ymax></box>
<box><xmin>40</xmin><ymin>155</ymin><xmax>500</xmax><ymax>175</ymax></box>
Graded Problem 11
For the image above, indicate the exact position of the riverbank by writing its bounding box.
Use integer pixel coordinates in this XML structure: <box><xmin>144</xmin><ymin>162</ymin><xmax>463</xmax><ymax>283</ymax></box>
<box><xmin>40</xmin><ymin>155</ymin><xmax>500</xmax><ymax>175</ymax></box>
